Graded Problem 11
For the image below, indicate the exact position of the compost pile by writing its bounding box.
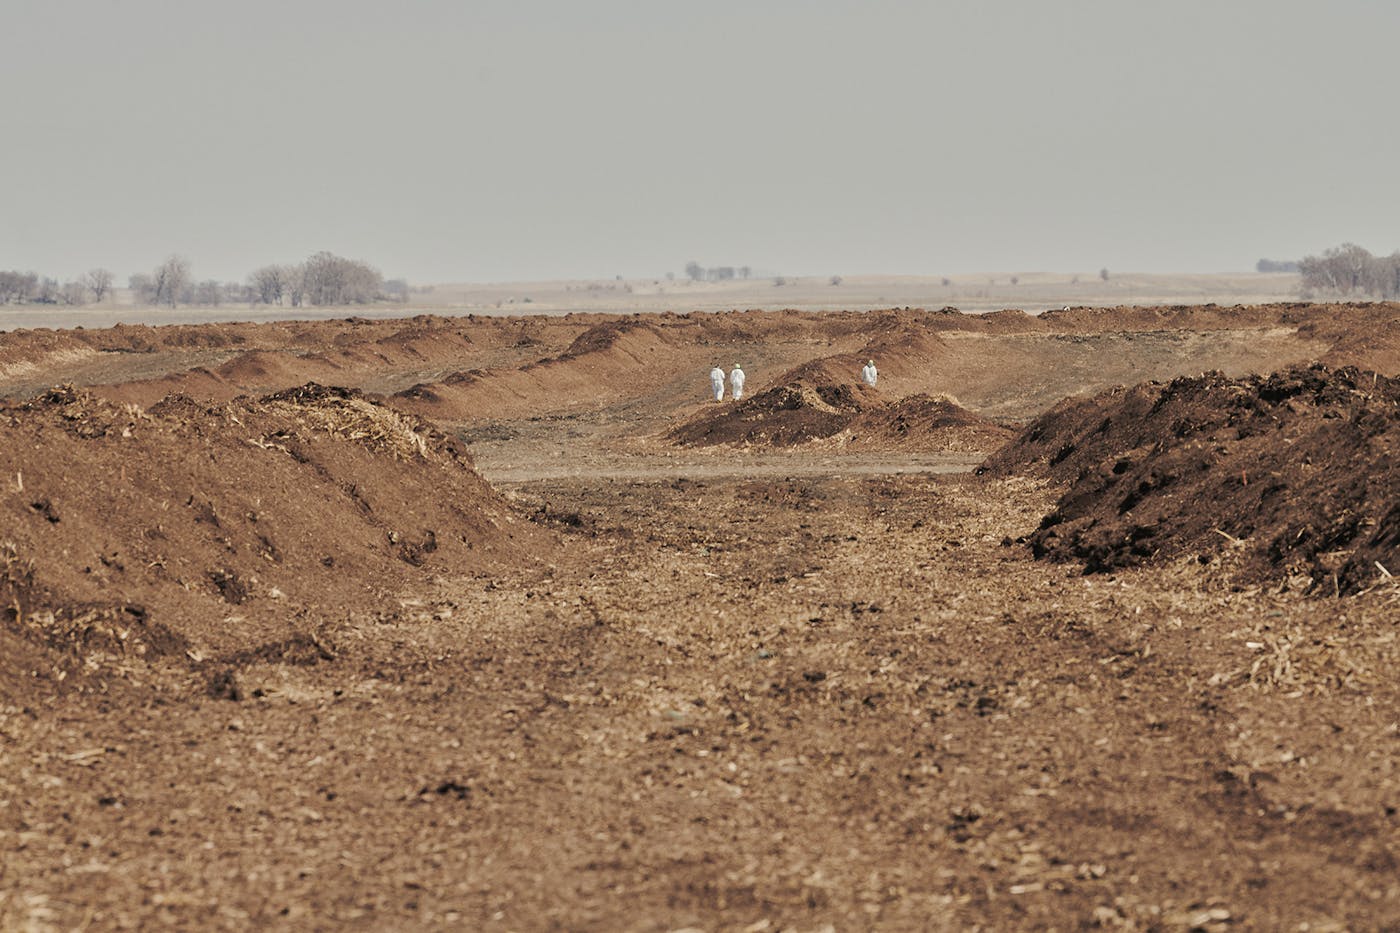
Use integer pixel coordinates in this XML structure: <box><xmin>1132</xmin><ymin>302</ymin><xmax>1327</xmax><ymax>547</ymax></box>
<box><xmin>0</xmin><ymin>383</ymin><xmax>537</xmax><ymax>702</ymax></box>
<box><xmin>983</xmin><ymin>364</ymin><xmax>1400</xmax><ymax>593</ymax></box>
<box><xmin>669</xmin><ymin>379</ymin><xmax>1006</xmax><ymax>451</ymax></box>
<box><xmin>843</xmin><ymin>394</ymin><xmax>1013</xmax><ymax>452</ymax></box>
<box><xmin>669</xmin><ymin>381</ymin><xmax>871</xmax><ymax>447</ymax></box>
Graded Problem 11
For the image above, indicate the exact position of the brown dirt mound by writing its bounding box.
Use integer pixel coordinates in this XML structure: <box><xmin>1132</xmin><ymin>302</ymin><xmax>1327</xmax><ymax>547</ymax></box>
<box><xmin>391</xmin><ymin>318</ymin><xmax>687</xmax><ymax>421</ymax></box>
<box><xmin>0</xmin><ymin>383</ymin><xmax>544</xmax><ymax>702</ymax></box>
<box><xmin>668</xmin><ymin>378</ymin><xmax>1005</xmax><ymax>452</ymax></box>
<box><xmin>669</xmin><ymin>381</ymin><xmax>871</xmax><ymax>447</ymax></box>
<box><xmin>982</xmin><ymin>364</ymin><xmax>1400</xmax><ymax>593</ymax></box>
<box><xmin>0</xmin><ymin>330</ymin><xmax>98</xmax><ymax>382</ymax></box>
<box><xmin>1316</xmin><ymin>311</ymin><xmax>1400</xmax><ymax>374</ymax></box>
<box><xmin>74</xmin><ymin>316</ymin><xmax>572</xmax><ymax>409</ymax></box>
<box><xmin>844</xmin><ymin>394</ymin><xmax>1014</xmax><ymax>452</ymax></box>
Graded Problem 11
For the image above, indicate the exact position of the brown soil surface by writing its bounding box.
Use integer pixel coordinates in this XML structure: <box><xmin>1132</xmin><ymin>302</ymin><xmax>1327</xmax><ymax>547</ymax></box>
<box><xmin>2</xmin><ymin>303</ymin><xmax>1399</xmax><ymax>930</ymax></box>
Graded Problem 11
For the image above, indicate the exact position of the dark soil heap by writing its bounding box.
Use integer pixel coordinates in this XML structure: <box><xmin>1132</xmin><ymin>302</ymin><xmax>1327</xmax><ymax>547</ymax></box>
<box><xmin>845</xmin><ymin>394</ymin><xmax>1014</xmax><ymax>452</ymax></box>
<box><xmin>982</xmin><ymin>364</ymin><xmax>1400</xmax><ymax>593</ymax></box>
<box><xmin>0</xmin><ymin>384</ymin><xmax>540</xmax><ymax>701</ymax></box>
<box><xmin>669</xmin><ymin>381</ymin><xmax>871</xmax><ymax>447</ymax></box>
<box><xmin>669</xmin><ymin>379</ymin><xmax>1008</xmax><ymax>451</ymax></box>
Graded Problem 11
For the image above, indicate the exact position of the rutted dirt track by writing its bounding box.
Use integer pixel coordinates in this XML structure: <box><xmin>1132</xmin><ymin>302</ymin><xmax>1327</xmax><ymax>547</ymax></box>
<box><xmin>2</xmin><ymin>304</ymin><xmax>1399</xmax><ymax>930</ymax></box>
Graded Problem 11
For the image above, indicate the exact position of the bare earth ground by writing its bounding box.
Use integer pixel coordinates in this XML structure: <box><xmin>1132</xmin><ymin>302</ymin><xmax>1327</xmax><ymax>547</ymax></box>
<box><xmin>1</xmin><ymin>302</ymin><xmax>1398</xmax><ymax>931</ymax></box>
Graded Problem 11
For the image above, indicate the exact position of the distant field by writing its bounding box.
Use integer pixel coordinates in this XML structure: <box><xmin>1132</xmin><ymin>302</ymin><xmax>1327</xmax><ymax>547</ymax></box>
<box><xmin>410</xmin><ymin>270</ymin><xmax>1304</xmax><ymax>316</ymax></box>
<box><xmin>0</xmin><ymin>271</ymin><xmax>1302</xmax><ymax>331</ymax></box>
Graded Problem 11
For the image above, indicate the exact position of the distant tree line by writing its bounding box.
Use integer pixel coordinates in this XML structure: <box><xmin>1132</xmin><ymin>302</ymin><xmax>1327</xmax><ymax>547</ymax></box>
<box><xmin>1256</xmin><ymin>258</ymin><xmax>1300</xmax><ymax>273</ymax></box>
<box><xmin>0</xmin><ymin>268</ymin><xmax>113</xmax><ymax>305</ymax></box>
<box><xmin>242</xmin><ymin>252</ymin><xmax>406</xmax><ymax>308</ymax></box>
<box><xmin>0</xmin><ymin>253</ymin><xmax>407</xmax><ymax>308</ymax></box>
<box><xmin>684</xmin><ymin>261</ymin><xmax>752</xmax><ymax>282</ymax></box>
<box><xmin>1298</xmin><ymin>243</ymin><xmax>1400</xmax><ymax>299</ymax></box>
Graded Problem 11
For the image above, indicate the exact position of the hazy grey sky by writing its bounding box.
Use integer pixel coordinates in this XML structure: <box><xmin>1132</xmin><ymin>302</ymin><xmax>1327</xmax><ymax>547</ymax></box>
<box><xmin>5</xmin><ymin>0</ymin><xmax>1399</xmax><ymax>284</ymax></box>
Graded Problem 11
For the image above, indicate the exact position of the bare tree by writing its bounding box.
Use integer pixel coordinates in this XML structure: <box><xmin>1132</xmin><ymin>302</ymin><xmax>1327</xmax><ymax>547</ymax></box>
<box><xmin>224</xmin><ymin>281</ymin><xmax>252</xmax><ymax>304</ymax></box>
<box><xmin>193</xmin><ymin>280</ymin><xmax>222</xmax><ymax>306</ymax></box>
<box><xmin>150</xmin><ymin>255</ymin><xmax>191</xmax><ymax>308</ymax></box>
<box><xmin>249</xmin><ymin>264</ymin><xmax>286</xmax><ymax>305</ymax></box>
<box><xmin>0</xmin><ymin>271</ymin><xmax>37</xmax><ymax>304</ymax></box>
<box><xmin>34</xmin><ymin>278</ymin><xmax>60</xmax><ymax>304</ymax></box>
<box><xmin>284</xmin><ymin>264</ymin><xmax>306</xmax><ymax>307</ymax></box>
<box><xmin>84</xmin><ymin>268</ymin><xmax>114</xmax><ymax>303</ymax></box>
<box><xmin>1299</xmin><ymin>243</ymin><xmax>1386</xmax><ymax>297</ymax></box>
<box><xmin>59</xmin><ymin>280</ymin><xmax>88</xmax><ymax>305</ymax></box>
<box><xmin>301</xmin><ymin>251</ymin><xmax>382</xmax><ymax>305</ymax></box>
<box><xmin>128</xmin><ymin>273</ymin><xmax>155</xmax><ymax>304</ymax></box>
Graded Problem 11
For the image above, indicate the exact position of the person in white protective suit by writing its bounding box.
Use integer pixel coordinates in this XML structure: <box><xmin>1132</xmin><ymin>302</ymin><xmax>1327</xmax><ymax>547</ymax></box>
<box><xmin>709</xmin><ymin>365</ymin><xmax>726</xmax><ymax>401</ymax></box>
<box><xmin>729</xmin><ymin>363</ymin><xmax>746</xmax><ymax>401</ymax></box>
<box><xmin>861</xmin><ymin>359</ymin><xmax>878</xmax><ymax>387</ymax></box>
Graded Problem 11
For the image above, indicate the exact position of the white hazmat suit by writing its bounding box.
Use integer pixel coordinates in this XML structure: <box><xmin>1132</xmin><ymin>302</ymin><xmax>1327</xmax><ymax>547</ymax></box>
<box><xmin>729</xmin><ymin>364</ymin><xmax>746</xmax><ymax>401</ymax></box>
<box><xmin>861</xmin><ymin>359</ymin><xmax>878</xmax><ymax>387</ymax></box>
<box><xmin>709</xmin><ymin>366</ymin><xmax>725</xmax><ymax>401</ymax></box>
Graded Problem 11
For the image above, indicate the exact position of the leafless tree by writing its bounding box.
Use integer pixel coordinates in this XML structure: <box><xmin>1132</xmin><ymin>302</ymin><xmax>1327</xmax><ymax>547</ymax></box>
<box><xmin>150</xmin><ymin>255</ymin><xmax>191</xmax><ymax>307</ymax></box>
<box><xmin>128</xmin><ymin>273</ymin><xmax>155</xmax><ymax>304</ymax></box>
<box><xmin>1297</xmin><ymin>243</ymin><xmax>1400</xmax><ymax>298</ymax></box>
<box><xmin>300</xmin><ymin>251</ymin><xmax>382</xmax><ymax>305</ymax></box>
<box><xmin>84</xmin><ymin>268</ymin><xmax>114</xmax><ymax>303</ymax></box>
<box><xmin>249</xmin><ymin>264</ymin><xmax>286</xmax><ymax>305</ymax></box>
<box><xmin>34</xmin><ymin>278</ymin><xmax>60</xmax><ymax>304</ymax></box>
<box><xmin>0</xmin><ymin>271</ymin><xmax>38</xmax><ymax>304</ymax></box>
<box><xmin>59</xmin><ymin>280</ymin><xmax>88</xmax><ymax>305</ymax></box>
<box><xmin>285</xmin><ymin>264</ymin><xmax>306</xmax><ymax>307</ymax></box>
<box><xmin>193</xmin><ymin>280</ymin><xmax>222</xmax><ymax>306</ymax></box>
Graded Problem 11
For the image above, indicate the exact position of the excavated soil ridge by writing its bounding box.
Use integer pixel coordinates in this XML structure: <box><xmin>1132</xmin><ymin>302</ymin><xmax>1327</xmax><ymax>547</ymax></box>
<box><xmin>669</xmin><ymin>377</ymin><xmax>1009</xmax><ymax>451</ymax></box>
<box><xmin>983</xmin><ymin>364</ymin><xmax>1400</xmax><ymax>593</ymax></box>
<box><xmin>0</xmin><ymin>383</ymin><xmax>543</xmax><ymax>702</ymax></box>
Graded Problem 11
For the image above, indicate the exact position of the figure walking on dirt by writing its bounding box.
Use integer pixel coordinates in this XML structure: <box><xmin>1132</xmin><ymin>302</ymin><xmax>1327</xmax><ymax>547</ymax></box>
<box><xmin>729</xmin><ymin>363</ymin><xmax>746</xmax><ymax>401</ymax></box>
<box><xmin>861</xmin><ymin>359</ymin><xmax>878</xmax><ymax>387</ymax></box>
<box><xmin>709</xmin><ymin>365</ymin><xmax>726</xmax><ymax>402</ymax></box>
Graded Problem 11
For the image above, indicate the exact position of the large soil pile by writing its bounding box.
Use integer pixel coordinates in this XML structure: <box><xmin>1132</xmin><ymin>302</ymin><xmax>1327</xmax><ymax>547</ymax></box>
<box><xmin>983</xmin><ymin>364</ymin><xmax>1400</xmax><ymax>593</ymax></box>
<box><xmin>0</xmin><ymin>384</ymin><xmax>540</xmax><ymax>703</ymax></box>
<box><xmin>845</xmin><ymin>393</ymin><xmax>1015</xmax><ymax>452</ymax></box>
<box><xmin>669</xmin><ymin>381</ymin><xmax>873</xmax><ymax>447</ymax></box>
<box><xmin>668</xmin><ymin>378</ymin><xmax>1009</xmax><ymax>451</ymax></box>
<box><xmin>391</xmin><ymin>318</ymin><xmax>687</xmax><ymax>421</ymax></box>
